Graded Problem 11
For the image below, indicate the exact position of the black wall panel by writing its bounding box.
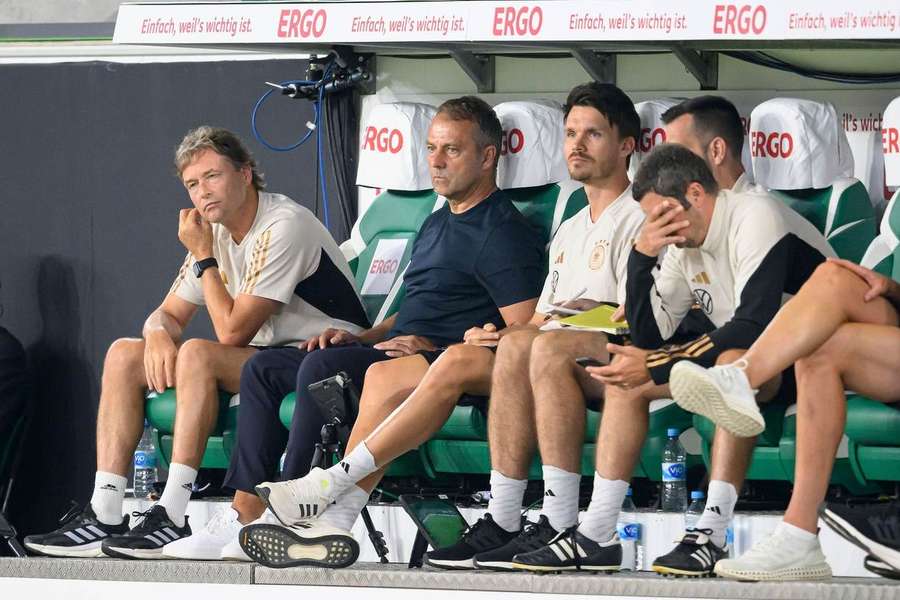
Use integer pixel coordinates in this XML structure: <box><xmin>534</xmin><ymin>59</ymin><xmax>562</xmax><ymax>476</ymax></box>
<box><xmin>0</xmin><ymin>57</ymin><xmax>340</xmax><ymax>536</ymax></box>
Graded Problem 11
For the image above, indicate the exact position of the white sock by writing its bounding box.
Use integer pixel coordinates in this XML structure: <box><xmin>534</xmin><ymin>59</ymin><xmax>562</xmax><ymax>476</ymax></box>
<box><xmin>694</xmin><ymin>480</ymin><xmax>738</xmax><ymax>547</ymax></box>
<box><xmin>486</xmin><ymin>470</ymin><xmax>527</xmax><ymax>533</ymax></box>
<box><xmin>321</xmin><ymin>485</ymin><xmax>370</xmax><ymax>532</ymax></box>
<box><xmin>776</xmin><ymin>520</ymin><xmax>818</xmax><ymax>546</ymax></box>
<box><xmin>541</xmin><ymin>465</ymin><xmax>581</xmax><ymax>532</ymax></box>
<box><xmin>577</xmin><ymin>473</ymin><xmax>629</xmax><ymax>543</ymax></box>
<box><xmin>326</xmin><ymin>443</ymin><xmax>377</xmax><ymax>498</ymax></box>
<box><xmin>90</xmin><ymin>471</ymin><xmax>127</xmax><ymax>525</ymax></box>
<box><xmin>157</xmin><ymin>463</ymin><xmax>197</xmax><ymax>527</ymax></box>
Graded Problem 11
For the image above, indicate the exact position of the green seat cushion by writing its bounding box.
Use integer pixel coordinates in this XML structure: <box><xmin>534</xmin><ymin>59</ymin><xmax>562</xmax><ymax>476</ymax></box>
<box><xmin>146</xmin><ymin>388</ymin><xmax>233</xmax><ymax>435</ymax></box>
<box><xmin>772</xmin><ymin>181</ymin><xmax>876</xmax><ymax>263</ymax></box>
<box><xmin>845</xmin><ymin>396</ymin><xmax>900</xmax><ymax>446</ymax></box>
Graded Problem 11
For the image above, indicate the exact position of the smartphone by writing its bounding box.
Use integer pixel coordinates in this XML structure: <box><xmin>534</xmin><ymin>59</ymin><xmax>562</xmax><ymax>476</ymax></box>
<box><xmin>575</xmin><ymin>356</ymin><xmax>604</xmax><ymax>369</ymax></box>
<box><xmin>399</xmin><ymin>494</ymin><xmax>469</xmax><ymax>550</ymax></box>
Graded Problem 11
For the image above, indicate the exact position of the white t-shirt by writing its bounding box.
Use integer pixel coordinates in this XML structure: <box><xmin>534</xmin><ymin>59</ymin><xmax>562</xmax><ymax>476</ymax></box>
<box><xmin>170</xmin><ymin>192</ymin><xmax>368</xmax><ymax>347</ymax></box>
<box><xmin>537</xmin><ymin>185</ymin><xmax>645</xmax><ymax>314</ymax></box>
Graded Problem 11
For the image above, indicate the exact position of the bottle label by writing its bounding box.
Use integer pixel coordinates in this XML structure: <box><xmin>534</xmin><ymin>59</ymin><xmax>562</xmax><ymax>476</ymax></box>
<box><xmin>617</xmin><ymin>523</ymin><xmax>641</xmax><ymax>541</ymax></box>
<box><xmin>134</xmin><ymin>450</ymin><xmax>157</xmax><ymax>469</ymax></box>
<box><xmin>661</xmin><ymin>461</ymin><xmax>686</xmax><ymax>481</ymax></box>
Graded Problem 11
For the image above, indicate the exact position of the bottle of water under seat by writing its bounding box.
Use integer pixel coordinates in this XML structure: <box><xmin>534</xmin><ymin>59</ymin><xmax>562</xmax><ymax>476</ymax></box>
<box><xmin>685</xmin><ymin>490</ymin><xmax>706</xmax><ymax>530</ymax></box>
<box><xmin>133</xmin><ymin>419</ymin><xmax>158</xmax><ymax>499</ymax></box>
<box><xmin>617</xmin><ymin>487</ymin><xmax>642</xmax><ymax>570</ymax></box>
<box><xmin>660</xmin><ymin>428</ymin><xmax>687</xmax><ymax>512</ymax></box>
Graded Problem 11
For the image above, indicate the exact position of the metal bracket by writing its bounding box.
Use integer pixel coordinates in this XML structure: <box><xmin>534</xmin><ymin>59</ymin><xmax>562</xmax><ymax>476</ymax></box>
<box><xmin>671</xmin><ymin>47</ymin><xmax>718</xmax><ymax>90</ymax></box>
<box><xmin>449</xmin><ymin>50</ymin><xmax>495</xmax><ymax>93</ymax></box>
<box><xmin>332</xmin><ymin>45</ymin><xmax>377</xmax><ymax>95</ymax></box>
<box><xmin>570</xmin><ymin>50</ymin><xmax>616</xmax><ymax>83</ymax></box>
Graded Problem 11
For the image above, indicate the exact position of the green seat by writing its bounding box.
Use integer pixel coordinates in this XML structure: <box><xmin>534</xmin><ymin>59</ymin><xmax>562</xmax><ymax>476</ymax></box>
<box><xmin>772</xmin><ymin>178</ymin><xmax>877</xmax><ymax>263</ymax></box>
<box><xmin>342</xmin><ymin>189</ymin><xmax>441</xmax><ymax>325</ymax></box>
<box><xmin>145</xmin><ymin>388</ymin><xmax>235</xmax><ymax>469</ymax></box>
<box><xmin>507</xmin><ymin>181</ymin><xmax>587</xmax><ymax>247</ymax></box>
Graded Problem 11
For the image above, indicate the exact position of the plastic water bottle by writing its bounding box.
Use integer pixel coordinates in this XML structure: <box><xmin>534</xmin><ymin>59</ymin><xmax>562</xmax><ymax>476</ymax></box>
<box><xmin>617</xmin><ymin>487</ymin><xmax>641</xmax><ymax>570</ymax></box>
<box><xmin>661</xmin><ymin>428</ymin><xmax>687</xmax><ymax>511</ymax></box>
<box><xmin>133</xmin><ymin>419</ymin><xmax>158</xmax><ymax>499</ymax></box>
<box><xmin>724</xmin><ymin>526</ymin><xmax>734</xmax><ymax>556</ymax></box>
<box><xmin>685</xmin><ymin>490</ymin><xmax>706</xmax><ymax>529</ymax></box>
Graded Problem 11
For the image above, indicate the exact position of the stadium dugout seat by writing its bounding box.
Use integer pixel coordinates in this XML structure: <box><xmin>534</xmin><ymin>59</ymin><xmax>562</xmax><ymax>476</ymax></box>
<box><xmin>694</xmin><ymin>98</ymin><xmax>881</xmax><ymax>492</ymax></box>
<box><xmin>842</xmin><ymin>96</ymin><xmax>900</xmax><ymax>489</ymax></box>
<box><xmin>145</xmin><ymin>102</ymin><xmax>442</xmax><ymax>472</ymax></box>
<box><xmin>628</xmin><ymin>98</ymin><xmax>682</xmax><ymax>182</ymax></box>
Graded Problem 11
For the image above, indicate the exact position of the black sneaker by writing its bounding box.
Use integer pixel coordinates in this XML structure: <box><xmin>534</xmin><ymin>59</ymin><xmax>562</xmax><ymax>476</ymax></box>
<box><xmin>473</xmin><ymin>515</ymin><xmax>559</xmax><ymax>571</ymax></box>
<box><xmin>511</xmin><ymin>527</ymin><xmax>621</xmax><ymax>572</ymax></box>
<box><xmin>24</xmin><ymin>503</ymin><xmax>130</xmax><ymax>558</ymax></box>
<box><xmin>239</xmin><ymin>521</ymin><xmax>359</xmax><ymax>569</ymax></box>
<box><xmin>101</xmin><ymin>504</ymin><xmax>191</xmax><ymax>559</ymax></box>
<box><xmin>821</xmin><ymin>500</ymin><xmax>900</xmax><ymax>573</ymax></box>
<box><xmin>652</xmin><ymin>529</ymin><xmax>728</xmax><ymax>577</ymax></box>
<box><xmin>424</xmin><ymin>513</ymin><xmax>518</xmax><ymax>570</ymax></box>
<box><xmin>865</xmin><ymin>555</ymin><xmax>900</xmax><ymax>580</ymax></box>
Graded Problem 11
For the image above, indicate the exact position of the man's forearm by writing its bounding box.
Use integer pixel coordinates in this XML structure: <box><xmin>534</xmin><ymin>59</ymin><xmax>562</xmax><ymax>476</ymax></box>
<box><xmin>143</xmin><ymin>309</ymin><xmax>183</xmax><ymax>342</ymax></box>
<box><xmin>200</xmin><ymin>269</ymin><xmax>243</xmax><ymax>345</ymax></box>
<box><xmin>358</xmin><ymin>314</ymin><xmax>397</xmax><ymax>345</ymax></box>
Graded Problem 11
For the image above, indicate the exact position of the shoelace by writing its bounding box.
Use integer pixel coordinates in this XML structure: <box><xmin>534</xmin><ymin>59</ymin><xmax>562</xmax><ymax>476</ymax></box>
<box><xmin>679</xmin><ymin>527</ymin><xmax>714</xmax><ymax>546</ymax></box>
<box><xmin>561</xmin><ymin>526</ymin><xmax>583</xmax><ymax>570</ymax></box>
<box><xmin>130</xmin><ymin>507</ymin><xmax>164</xmax><ymax>532</ymax></box>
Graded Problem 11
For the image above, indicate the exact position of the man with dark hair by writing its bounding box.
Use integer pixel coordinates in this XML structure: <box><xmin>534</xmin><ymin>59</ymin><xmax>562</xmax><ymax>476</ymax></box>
<box><xmin>228</xmin><ymin>96</ymin><xmax>545</xmax><ymax>568</ymax></box>
<box><xmin>573</xmin><ymin>143</ymin><xmax>834</xmax><ymax>576</ymax></box>
<box><xmin>661</xmin><ymin>95</ymin><xmax>749</xmax><ymax>192</ymax></box>
<box><xmin>25</xmin><ymin>127</ymin><xmax>368</xmax><ymax>560</ymax></box>
<box><xmin>414</xmin><ymin>82</ymin><xmax>647</xmax><ymax>571</ymax></box>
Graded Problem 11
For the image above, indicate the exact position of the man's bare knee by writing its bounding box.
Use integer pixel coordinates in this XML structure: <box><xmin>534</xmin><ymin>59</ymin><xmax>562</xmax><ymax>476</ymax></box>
<box><xmin>496</xmin><ymin>329</ymin><xmax>538</xmax><ymax>367</ymax></box>
<box><xmin>176</xmin><ymin>338</ymin><xmax>217</xmax><ymax>376</ymax></box>
<box><xmin>104</xmin><ymin>338</ymin><xmax>144</xmax><ymax>376</ymax></box>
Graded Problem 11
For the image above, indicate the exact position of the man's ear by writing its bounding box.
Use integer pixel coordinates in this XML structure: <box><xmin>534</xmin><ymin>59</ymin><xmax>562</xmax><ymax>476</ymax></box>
<box><xmin>686</xmin><ymin>181</ymin><xmax>706</xmax><ymax>206</ymax></box>
<box><xmin>621</xmin><ymin>136</ymin><xmax>636</xmax><ymax>160</ymax></box>
<box><xmin>482</xmin><ymin>144</ymin><xmax>498</xmax><ymax>172</ymax></box>
<box><xmin>707</xmin><ymin>137</ymin><xmax>728</xmax><ymax>167</ymax></box>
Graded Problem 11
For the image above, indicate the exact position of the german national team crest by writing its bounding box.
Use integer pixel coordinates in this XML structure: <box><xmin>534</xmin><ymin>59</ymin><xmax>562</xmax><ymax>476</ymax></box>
<box><xmin>589</xmin><ymin>240</ymin><xmax>609</xmax><ymax>271</ymax></box>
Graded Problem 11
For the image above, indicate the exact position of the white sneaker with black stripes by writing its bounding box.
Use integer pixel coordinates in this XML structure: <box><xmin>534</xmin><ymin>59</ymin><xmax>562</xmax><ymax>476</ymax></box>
<box><xmin>101</xmin><ymin>504</ymin><xmax>191</xmax><ymax>559</ymax></box>
<box><xmin>652</xmin><ymin>529</ymin><xmax>728</xmax><ymax>577</ymax></box>
<box><xmin>255</xmin><ymin>467</ymin><xmax>336</xmax><ymax>526</ymax></box>
<box><xmin>24</xmin><ymin>504</ymin><xmax>130</xmax><ymax>558</ymax></box>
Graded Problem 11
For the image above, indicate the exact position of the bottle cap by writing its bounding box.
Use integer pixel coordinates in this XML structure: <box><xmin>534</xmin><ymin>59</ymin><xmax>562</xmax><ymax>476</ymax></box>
<box><xmin>625</xmin><ymin>487</ymin><xmax>633</xmax><ymax>496</ymax></box>
<box><xmin>691</xmin><ymin>490</ymin><xmax>705</xmax><ymax>500</ymax></box>
<box><xmin>667</xmin><ymin>428</ymin><xmax>680</xmax><ymax>437</ymax></box>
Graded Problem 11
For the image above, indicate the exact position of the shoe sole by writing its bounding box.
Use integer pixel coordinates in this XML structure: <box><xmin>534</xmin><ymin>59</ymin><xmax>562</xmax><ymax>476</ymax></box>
<box><xmin>472</xmin><ymin>559</ymin><xmax>516</xmax><ymax>571</ymax></box>
<box><xmin>239</xmin><ymin>524</ymin><xmax>358</xmax><ymax>569</ymax></box>
<box><xmin>713</xmin><ymin>563</ymin><xmax>831</xmax><ymax>581</ymax></box>
<box><xmin>865</xmin><ymin>556</ymin><xmax>900</xmax><ymax>580</ymax></box>
<box><xmin>652</xmin><ymin>564</ymin><xmax>715</xmax><ymax>578</ymax></box>
<box><xmin>821</xmin><ymin>507</ymin><xmax>900</xmax><ymax>571</ymax></box>
<box><xmin>510</xmin><ymin>561</ymin><xmax>619</xmax><ymax>573</ymax></box>
<box><xmin>101</xmin><ymin>545</ymin><xmax>170</xmax><ymax>560</ymax></box>
<box><xmin>670</xmin><ymin>362</ymin><xmax>764</xmax><ymax>438</ymax></box>
<box><xmin>25</xmin><ymin>541</ymin><xmax>106</xmax><ymax>558</ymax></box>
<box><xmin>424</xmin><ymin>557</ymin><xmax>475</xmax><ymax>570</ymax></box>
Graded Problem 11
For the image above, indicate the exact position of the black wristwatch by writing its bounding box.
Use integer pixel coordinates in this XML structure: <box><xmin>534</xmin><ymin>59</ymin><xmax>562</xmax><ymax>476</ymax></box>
<box><xmin>193</xmin><ymin>257</ymin><xmax>219</xmax><ymax>278</ymax></box>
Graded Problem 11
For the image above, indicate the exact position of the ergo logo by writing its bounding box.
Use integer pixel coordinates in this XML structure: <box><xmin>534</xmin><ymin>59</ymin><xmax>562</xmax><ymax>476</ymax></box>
<box><xmin>713</xmin><ymin>4</ymin><xmax>767</xmax><ymax>35</ymax></box>
<box><xmin>493</xmin><ymin>5</ymin><xmax>543</xmax><ymax>36</ymax></box>
<box><xmin>369</xmin><ymin>259</ymin><xmax>399</xmax><ymax>275</ymax></box>
<box><xmin>884</xmin><ymin>127</ymin><xmax>899</xmax><ymax>154</ymax></box>
<box><xmin>638</xmin><ymin>127</ymin><xmax>666</xmax><ymax>153</ymax></box>
<box><xmin>277</xmin><ymin>9</ymin><xmax>327</xmax><ymax>39</ymax></box>
<box><xmin>362</xmin><ymin>127</ymin><xmax>404</xmax><ymax>154</ymax></box>
<box><xmin>500</xmin><ymin>128</ymin><xmax>525</xmax><ymax>155</ymax></box>
<box><xmin>750</xmin><ymin>130</ymin><xmax>793</xmax><ymax>158</ymax></box>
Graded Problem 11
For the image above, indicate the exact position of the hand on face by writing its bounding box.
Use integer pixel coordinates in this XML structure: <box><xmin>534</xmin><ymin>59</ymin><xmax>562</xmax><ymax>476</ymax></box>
<box><xmin>178</xmin><ymin>208</ymin><xmax>214</xmax><ymax>258</ymax></box>
<box><xmin>634</xmin><ymin>198</ymin><xmax>690</xmax><ymax>257</ymax></box>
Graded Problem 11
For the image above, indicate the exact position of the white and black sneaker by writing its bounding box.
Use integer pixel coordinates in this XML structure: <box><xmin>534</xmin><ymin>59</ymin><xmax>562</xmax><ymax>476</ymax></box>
<box><xmin>24</xmin><ymin>503</ymin><xmax>130</xmax><ymax>558</ymax></box>
<box><xmin>424</xmin><ymin>513</ymin><xmax>519</xmax><ymax>570</ymax></box>
<box><xmin>473</xmin><ymin>515</ymin><xmax>559</xmax><ymax>571</ymax></box>
<box><xmin>239</xmin><ymin>521</ymin><xmax>359</xmax><ymax>568</ymax></box>
<box><xmin>652</xmin><ymin>529</ymin><xmax>728</xmax><ymax>577</ymax></box>
<box><xmin>511</xmin><ymin>527</ymin><xmax>621</xmax><ymax>572</ymax></box>
<box><xmin>101</xmin><ymin>505</ymin><xmax>191</xmax><ymax>559</ymax></box>
<box><xmin>821</xmin><ymin>500</ymin><xmax>900</xmax><ymax>573</ymax></box>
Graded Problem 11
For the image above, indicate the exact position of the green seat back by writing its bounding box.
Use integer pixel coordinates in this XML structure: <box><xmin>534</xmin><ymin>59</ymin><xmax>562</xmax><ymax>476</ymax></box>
<box><xmin>346</xmin><ymin>189</ymin><xmax>438</xmax><ymax>324</ymax></box>
<box><xmin>505</xmin><ymin>182</ymin><xmax>587</xmax><ymax>248</ymax></box>
<box><xmin>772</xmin><ymin>179</ymin><xmax>877</xmax><ymax>263</ymax></box>
<box><xmin>861</xmin><ymin>190</ymin><xmax>900</xmax><ymax>277</ymax></box>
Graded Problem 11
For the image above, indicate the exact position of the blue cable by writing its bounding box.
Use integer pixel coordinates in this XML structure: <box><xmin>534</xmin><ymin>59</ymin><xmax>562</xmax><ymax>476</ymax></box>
<box><xmin>250</xmin><ymin>79</ymin><xmax>318</xmax><ymax>152</ymax></box>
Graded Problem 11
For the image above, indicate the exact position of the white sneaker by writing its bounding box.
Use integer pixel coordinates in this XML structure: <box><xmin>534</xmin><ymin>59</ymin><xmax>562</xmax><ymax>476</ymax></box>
<box><xmin>239</xmin><ymin>520</ymin><xmax>359</xmax><ymax>569</ymax></box>
<box><xmin>670</xmin><ymin>360</ymin><xmax>764</xmax><ymax>437</ymax></box>
<box><xmin>714</xmin><ymin>524</ymin><xmax>832</xmax><ymax>581</ymax></box>
<box><xmin>162</xmin><ymin>507</ymin><xmax>242</xmax><ymax>560</ymax></box>
<box><xmin>220</xmin><ymin>510</ymin><xmax>280</xmax><ymax>561</ymax></box>
<box><xmin>255</xmin><ymin>467</ymin><xmax>335</xmax><ymax>527</ymax></box>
